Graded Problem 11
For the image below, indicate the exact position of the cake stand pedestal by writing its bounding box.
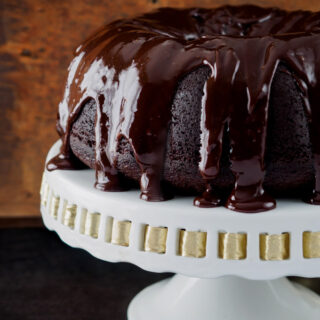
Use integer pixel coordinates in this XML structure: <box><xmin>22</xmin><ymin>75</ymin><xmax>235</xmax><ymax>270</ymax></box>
<box><xmin>41</xmin><ymin>142</ymin><xmax>320</xmax><ymax>320</ymax></box>
<box><xmin>128</xmin><ymin>275</ymin><xmax>320</xmax><ymax>320</ymax></box>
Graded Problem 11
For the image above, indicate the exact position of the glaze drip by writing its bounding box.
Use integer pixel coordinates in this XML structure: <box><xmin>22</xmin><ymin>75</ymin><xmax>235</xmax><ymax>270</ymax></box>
<box><xmin>47</xmin><ymin>6</ymin><xmax>320</xmax><ymax>212</ymax></box>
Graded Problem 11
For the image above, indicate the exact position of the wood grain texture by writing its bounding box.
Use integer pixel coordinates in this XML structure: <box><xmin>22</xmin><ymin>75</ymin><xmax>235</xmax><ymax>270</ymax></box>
<box><xmin>1</xmin><ymin>0</ymin><xmax>320</xmax><ymax>218</ymax></box>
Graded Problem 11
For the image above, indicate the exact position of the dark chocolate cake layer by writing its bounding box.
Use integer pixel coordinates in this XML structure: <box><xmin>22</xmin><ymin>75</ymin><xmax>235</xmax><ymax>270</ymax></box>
<box><xmin>69</xmin><ymin>63</ymin><xmax>314</xmax><ymax>196</ymax></box>
<box><xmin>47</xmin><ymin>6</ymin><xmax>320</xmax><ymax>212</ymax></box>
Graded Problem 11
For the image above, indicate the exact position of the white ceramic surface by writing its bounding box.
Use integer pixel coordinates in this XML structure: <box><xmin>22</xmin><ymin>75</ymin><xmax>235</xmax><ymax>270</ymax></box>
<box><xmin>41</xmin><ymin>141</ymin><xmax>320</xmax><ymax>280</ymax></box>
<box><xmin>128</xmin><ymin>275</ymin><xmax>320</xmax><ymax>320</ymax></box>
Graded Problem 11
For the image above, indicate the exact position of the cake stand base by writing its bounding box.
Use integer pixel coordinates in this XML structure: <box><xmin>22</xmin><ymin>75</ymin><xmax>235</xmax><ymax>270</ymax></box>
<box><xmin>128</xmin><ymin>275</ymin><xmax>320</xmax><ymax>320</ymax></box>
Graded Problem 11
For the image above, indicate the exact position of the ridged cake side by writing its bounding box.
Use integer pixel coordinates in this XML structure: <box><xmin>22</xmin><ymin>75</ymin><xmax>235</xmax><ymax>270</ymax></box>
<box><xmin>69</xmin><ymin>63</ymin><xmax>313</xmax><ymax>196</ymax></box>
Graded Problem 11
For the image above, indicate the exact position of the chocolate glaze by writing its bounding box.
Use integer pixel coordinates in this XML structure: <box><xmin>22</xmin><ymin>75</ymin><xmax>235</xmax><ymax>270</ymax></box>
<box><xmin>47</xmin><ymin>5</ymin><xmax>320</xmax><ymax>212</ymax></box>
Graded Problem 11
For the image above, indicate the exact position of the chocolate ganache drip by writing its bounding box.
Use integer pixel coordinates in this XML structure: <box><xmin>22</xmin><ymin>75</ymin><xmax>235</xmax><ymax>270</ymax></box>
<box><xmin>47</xmin><ymin>5</ymin><xmax>320</xmax><ymax>213</ymax></box>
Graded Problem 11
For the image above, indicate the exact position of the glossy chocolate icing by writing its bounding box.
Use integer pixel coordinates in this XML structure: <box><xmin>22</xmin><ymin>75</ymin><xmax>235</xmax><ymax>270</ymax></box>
<box><xmin>47</xmin><ymin>5</ymin><xmax>320</xmax><ymax>213</ymax></box>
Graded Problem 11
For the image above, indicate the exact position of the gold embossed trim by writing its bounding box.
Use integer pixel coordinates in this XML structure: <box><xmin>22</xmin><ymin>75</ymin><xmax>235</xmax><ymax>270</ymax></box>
<box><xmin>218</xmin><ymin>232</ymin><xmax>247</xmax><ymax>260</ymax></box>
<box><xmin>49</xmin><ymin>194</ymin><xmax>60</xmax><ymax>219</ymax></box>
<box><xmin>40</xmin><ymin>173</ymin><xmax>47</xmax><ymax>196</ymax></box>
<box><xmin>260</xmin><ymin>233</ymin><xmax>290</xmax><ymax>261</ymax></box>
<box><xmin>81</xmin><ymin>211</ymin><xmax>101</xmax><ymax>239</ymax></box>
<box><xmin>62</xmin><ymin>203</ymin><xmax>77</xmax><ymax>229</ymax></box>
<box><xmin>111</xmin><ymin>219</ymin><xmax>131</xmax><ymax>247</ymax></box>
<box><xmin>303</xmin><ymin>231</ymin><xmax>320</xmax><ymax>259</ymax></box>
<box><xmin>144</xmin><ymin>226</ymin><xmax>168</xmax><ymax>254</ymax></box>
<box><xmin>179</xmin><ymin>230</ymin><xmax>207</xmax><ymax>258</ymax></box>
<box><xmin>40</xmin><ymin>182</ymin><xmax>49</xmax><ymax>207</ymax></box>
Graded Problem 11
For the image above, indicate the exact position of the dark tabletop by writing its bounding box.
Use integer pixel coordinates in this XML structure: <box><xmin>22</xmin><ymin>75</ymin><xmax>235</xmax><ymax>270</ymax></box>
<box><xmin>0</xmin><ymin>228</ymin><xmax>170</xmax><ymax>320</ymax></box>
<box><xmin>0</xmin><ymin>227</ymin><xmax>319</xmax><ymax>320</ymax></box>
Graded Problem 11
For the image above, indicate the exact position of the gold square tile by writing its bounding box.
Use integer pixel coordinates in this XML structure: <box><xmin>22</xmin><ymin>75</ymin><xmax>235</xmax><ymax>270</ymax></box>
<box><xmin>179</xmin><ymin>230</ymin><xmax>207</xmax><ymax>258</ymax></box>
<box><xmin>218</xmin><ymin>232</ymin><xmax>247</xmax><ymax>260</ymax></box>
<box><xmin>144</xmin><ymin>226</ymin><xmax>168</xmax><ymax>254</ymax></box>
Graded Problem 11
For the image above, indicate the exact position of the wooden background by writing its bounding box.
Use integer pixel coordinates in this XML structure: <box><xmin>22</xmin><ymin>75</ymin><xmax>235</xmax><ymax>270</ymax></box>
<box><xmin>1</xmin><ymin>0</ymin><xmax>320</xmax><ymax>219</ymax></box>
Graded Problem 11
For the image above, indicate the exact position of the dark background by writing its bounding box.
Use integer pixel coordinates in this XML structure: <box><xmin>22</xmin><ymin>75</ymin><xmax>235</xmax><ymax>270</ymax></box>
<box><xmin>0</xmin><ymin>228</ymin><xmax>171</xmax><ymax>319</ymax></box>
<box><xmin>1</xmin><ymin>0</ymin><xmax>320</xmax><ymax>219</ymax></box>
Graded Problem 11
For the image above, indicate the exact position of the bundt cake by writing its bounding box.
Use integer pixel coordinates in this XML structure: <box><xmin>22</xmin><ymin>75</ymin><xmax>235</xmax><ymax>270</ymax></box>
<box><xmin>47</xmin><ymin>5</ymin><xmax>320</xmax><ymax>213</ymax></box>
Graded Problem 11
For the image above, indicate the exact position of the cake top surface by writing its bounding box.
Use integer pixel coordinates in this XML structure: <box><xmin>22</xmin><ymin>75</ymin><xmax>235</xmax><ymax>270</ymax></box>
<box><xmin>47</xmin><ymin>5</ymin><xmax>320</xmax><ymax>213</ymax></box>
<box><xmin>124</xmin><ymin>6</ymin><xmax>320</xmax><ymax>38</ymax></box>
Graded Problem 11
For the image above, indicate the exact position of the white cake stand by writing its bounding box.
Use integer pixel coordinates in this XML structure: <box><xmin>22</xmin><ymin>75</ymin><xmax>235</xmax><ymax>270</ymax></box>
<box><xmin>41</xmin><ymin>142</ymin><xmax>320</xmax><ymax>320</ymax></box>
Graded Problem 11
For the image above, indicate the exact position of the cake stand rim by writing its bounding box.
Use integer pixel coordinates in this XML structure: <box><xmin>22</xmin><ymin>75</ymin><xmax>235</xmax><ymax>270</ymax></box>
<box><xmin>40</xmin><ymin>141</ymin><xmax>320</xmax><ymax>280</ymax></box>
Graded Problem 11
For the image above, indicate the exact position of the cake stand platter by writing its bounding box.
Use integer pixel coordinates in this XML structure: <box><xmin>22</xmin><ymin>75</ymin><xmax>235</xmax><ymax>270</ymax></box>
<box><xmin>41</xmin><ymin>141</ymin><xmax>320</xmax><ymax>320</ymax></box>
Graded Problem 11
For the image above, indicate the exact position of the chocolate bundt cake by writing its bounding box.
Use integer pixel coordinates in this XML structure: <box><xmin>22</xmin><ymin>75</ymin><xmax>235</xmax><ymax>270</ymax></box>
<box><xmin>47</xmin><ymin>5</ymin><xmax>320</xmax><ymax>213</ymax></box>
